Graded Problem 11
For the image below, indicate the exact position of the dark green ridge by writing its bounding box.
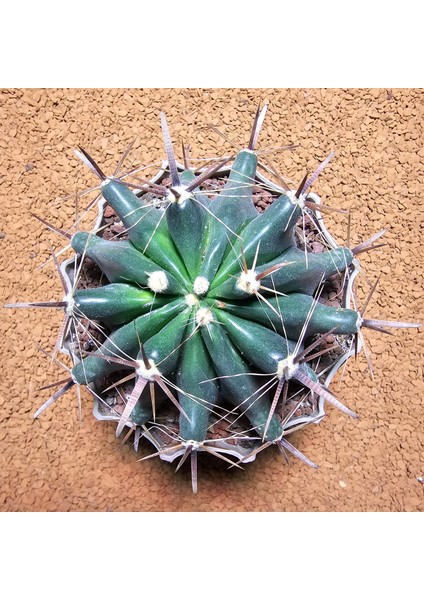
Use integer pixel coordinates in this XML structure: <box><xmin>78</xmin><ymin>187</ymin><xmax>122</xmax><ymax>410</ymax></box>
<box><xmin>258</xmin><ymin>245</ymin><xmax>354</xmax><ymax>295</ymax></box>
<box><xmin>140</xmin><ymin>308</ymin><xmax>191</xmax><ymax>376</ymax></box>
<box><xmin>73</xmin><ymin>284</ymin><xmax>170</xmax><ymax>327</ymax></box>
<box><xmin>211</xmin><ymin>193</ymin><xmax>301</xmax><ymax>289</ymax></box>
<box><xmin>177</xmin><ymin>319</ymin><xmax>220</xmax><ymax>442</ymax></box>
<box><xmin>129</xmin><ymin>389</ymin><xmax>157</xmax><ymax>426</ymax></box>
<box><xmin>215</xmin><ymin>308</ymin><xmax>296</xmax><ymax>371</ymax></box>
<box><xmin>209</xmin><ymin>245</ymin><xmax>354</xmax><ymax>299</ymax></box>
<box><xmin>166</xmin><ymin>197</ymin><xmax>206</xmax><ymax>279</ymax></box>
<box><xmin>170</xmin><ymin>169</ymin><xmax>210</xmax><ymax>277</ymax></box>
<box><xmin>198</xmin><ymin>150</ymin><xmax>259</xmax><ymax>282</ymax></box>
<box><xmin>201</xmin><ymin>315</ymin><xmax>283</xmax><ymax>442</ymax></box>
<box><xmin>215</xmin><ymin>309</ymin><xmax>317</xmax><ymax>382</ymax></box>
<box><xmin>179</xmin><ymin>170</ymin><xmax>195</xmax><ymax>185</ymax></box>
<box><xmin>71</xmin><ymin>299</ymin><xmax>185</xmax><ymax>385</ymax></box>
<box><xmin>100</xmin><ymin>178</ymin><xmax>191</xmax><ymax>287</ymax></box>
<box><xmin>209</xmin><ymin>150</ymin><xmax>259</xmax><ymax>219</ymax></box>
<box><xmin>214</xmin><ymin>293</ymin><xmax>360</xmax><ymax>339</ymax></box>
<box><xmin>71</xmin><ymin>232</ymin><xmax>186</xmax><ymax>296</ymax></box>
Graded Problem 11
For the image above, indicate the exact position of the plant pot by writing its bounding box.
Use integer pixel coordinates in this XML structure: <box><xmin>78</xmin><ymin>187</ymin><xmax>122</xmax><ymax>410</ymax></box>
<box><xmin>60</xmin><ymin>160</ymin><xmax>361</xmax><ymax>465</ymax></box>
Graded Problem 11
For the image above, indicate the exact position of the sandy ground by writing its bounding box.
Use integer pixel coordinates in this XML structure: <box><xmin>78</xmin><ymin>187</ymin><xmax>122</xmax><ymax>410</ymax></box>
<box><xmin>1</xmin><ymin>88</ymin><xmax>423</xmax><ymax>512</ymax></box>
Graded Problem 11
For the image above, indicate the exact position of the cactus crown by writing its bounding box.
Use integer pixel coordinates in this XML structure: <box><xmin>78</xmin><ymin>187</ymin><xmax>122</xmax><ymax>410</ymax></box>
<box><xmin>6</xmin><ymin>104</ymin><xmax>420</xmax><ymax>493</ymax></box>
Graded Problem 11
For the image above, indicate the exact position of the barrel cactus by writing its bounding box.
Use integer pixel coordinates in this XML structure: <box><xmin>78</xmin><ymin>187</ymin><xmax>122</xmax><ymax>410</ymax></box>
<box><xmin>6</xmin><ymin>104</ymin><xmax>420</xmax><ymax>492</ymax></box>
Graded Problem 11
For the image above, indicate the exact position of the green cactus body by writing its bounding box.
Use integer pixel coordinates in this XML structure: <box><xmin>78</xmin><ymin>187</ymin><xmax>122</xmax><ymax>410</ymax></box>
<box><xmin>166</xmin><ymin>196</ymin><xmax>206</xmax><ymax>279</ymax></box>
<box><xmin>71</xmin><ymin>298</ymin><xmax>185</xmax><ymax>385</ymax></box>
<box><xmin>179</xmin><ymin>168</ymin><xmax>211</xmax><ymax>207</ymax></box>
<box><xmin>128</xmin><ymin>390</ymin><xmax>156</xmax><ymax>426</ymax></box>
<box><xmin>215</xmin><ymin>309</ymin><xmax>317</xmax><ymax>383</ymax></box>
<box><xmin>258</xmin><ymin>245</ymin><xmax>354</xmax><ymax>295</ymax></box>
<box><xmin>140</xmin><ymin>308</ymin><xmax>191</xmax><ymax>375</ymax></box>
<box><xmin>69</xmin><ymin>142</ymin><xmax>359</xmax><ymax>447</ymax></box>
<box><xmin>201</xmin><ymin>315</ymin><xmax>283</xmax><ymax>442</ymax></box>
<box><xmin>179</xmin><ymin>170</ymin><xmax>196</xmax><ymax>185</ymax></box>
<box><xmin>19</xmin><ymin>106</ymin><xmax>417</xmax><ymax>492</ymax></box>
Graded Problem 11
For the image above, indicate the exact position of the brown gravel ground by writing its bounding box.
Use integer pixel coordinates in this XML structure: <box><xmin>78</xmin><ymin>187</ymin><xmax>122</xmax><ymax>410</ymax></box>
<box><xmin>1</xmin><ymin>88</ymin><xmax>423</xmax><ymax>512</ymax></box>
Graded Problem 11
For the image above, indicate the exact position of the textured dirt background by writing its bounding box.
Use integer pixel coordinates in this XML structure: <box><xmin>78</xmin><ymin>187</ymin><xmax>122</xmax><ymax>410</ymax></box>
<box><xmin>1</xmin><ymin>88</ymin><xmax>423</xmax><ymax>512</ymax></box>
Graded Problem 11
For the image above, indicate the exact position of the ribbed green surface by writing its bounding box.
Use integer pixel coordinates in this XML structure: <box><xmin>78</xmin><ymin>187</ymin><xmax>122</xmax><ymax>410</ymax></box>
<box><xmin>70</xmin><ymin>144</ymin><xmax>359</xmax><ymax>448</ymax></box>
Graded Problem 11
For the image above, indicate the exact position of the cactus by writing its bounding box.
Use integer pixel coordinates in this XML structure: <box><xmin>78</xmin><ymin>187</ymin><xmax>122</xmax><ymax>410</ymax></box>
<box><xmin>6</xmin><ymin>104</ymin><xmax>420</xmax><ymax>493</ymax></box>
